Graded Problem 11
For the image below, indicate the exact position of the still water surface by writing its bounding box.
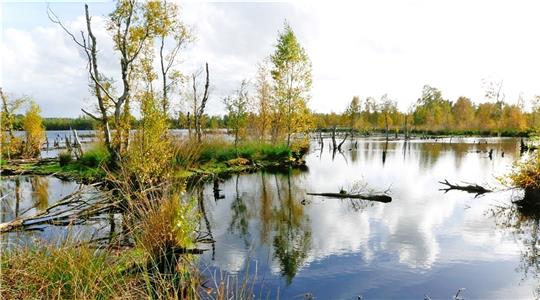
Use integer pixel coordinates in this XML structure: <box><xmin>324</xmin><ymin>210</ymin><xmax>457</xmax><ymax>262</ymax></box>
<box><xmin>1</xmin><ymin>136</ymin><xmax>539</xmax><ymax>298</ymax></box>
<box><xmin>194</xmin><ymin>137</ymin><xmax>539</xmax><ymax>299</ymax></box>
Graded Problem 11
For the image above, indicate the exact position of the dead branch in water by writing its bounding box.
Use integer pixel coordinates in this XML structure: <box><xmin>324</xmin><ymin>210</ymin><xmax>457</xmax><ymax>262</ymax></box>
<box><xmin>438</xmin><ymin>179</ymin><xmax>492</xmax><ymax>196</ymax></box>
<box><xmin>306</xmin><ymin>192</ymin><xmax>392</xmax><ymax>203</ymax></box>
<box><xmin>337</xmin><ymin>131</ymin><xmax>349</xmax><ymax>151</ymax></box>
<box><xmin>0</xmin><ymin>183</ymin><xmax>119</xmax><ymax>233</ymax></box>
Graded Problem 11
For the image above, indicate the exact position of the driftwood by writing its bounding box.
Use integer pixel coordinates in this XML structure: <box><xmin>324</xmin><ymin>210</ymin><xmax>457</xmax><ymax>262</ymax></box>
<box><xmin>439</xmin><ymin>179</ymin><xmax>492</xmax><ymax>196</ymax></box>
<box><xmin>307</xmin><ymin>192</ymin><xmax>392</xmax><ymax>203</ymax></box>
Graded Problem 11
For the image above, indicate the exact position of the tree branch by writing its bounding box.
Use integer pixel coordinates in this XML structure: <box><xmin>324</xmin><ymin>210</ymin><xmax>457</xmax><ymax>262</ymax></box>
<box><xmin>81</xmin><ymin>108</ymin><xmax>102</xmax><ymax>121</ymax></box>
<box><xmin>47</xmin><ymin>5</ymin><xmax>87</xmax><ymax>50</ymax></box>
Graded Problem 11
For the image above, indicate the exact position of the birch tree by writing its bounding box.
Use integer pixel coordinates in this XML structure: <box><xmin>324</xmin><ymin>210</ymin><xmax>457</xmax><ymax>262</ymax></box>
<box><xmin>270</xmin><ymin>22</ymin><xmax>313</xmax><ymax>146</ymax></box>
<box><xmin>224</xmin><ymin>80</ymin><xmax>251</xmax><ymax>150</ymax></box>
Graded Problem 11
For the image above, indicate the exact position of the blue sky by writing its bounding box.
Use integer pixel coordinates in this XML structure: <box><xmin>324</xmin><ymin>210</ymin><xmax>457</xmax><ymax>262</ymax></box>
<box><xmin>2</xmin><ymin>0</ymin><xmax>540</xmax><ymax>117</ymax></box>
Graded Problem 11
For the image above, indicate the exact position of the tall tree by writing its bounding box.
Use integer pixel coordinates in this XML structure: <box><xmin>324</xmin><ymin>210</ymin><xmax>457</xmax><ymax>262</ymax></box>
<box><xmin>186</xmin><ymin>63</ymin><xmax>210</xmax><ymax>142</ymax></box>
<box><xmin>49</xmin><ymin>0</ymin><xmax>188</xmax><ymax>162</ymax></box>
<box><xmin>378</xmin><ymin>94</ymin><xmax>397</xmax><ymax>139</ymax></box>
<box><xmin>452</xmin><ymin>96</ymin><xmax>475</xmax><ymax>130</ymax></box>
<box><xmin>151</xmin><ymin>0</ymin><xmax>193</xmax><ymax>114</ymax></box>
<box><xmin>254</xmin><ymin>62</ymin><xmax>272</xmax><ymax>140</ymax></box>
<box><xmin>224</xmin><ymin>80</ymin><xmax>251</xmax><ymax>151</ymax></box>
<box><xmin>270</xmin><ymin>22</ymin><xmax>313</xmax><ymax>146</ymax></box>
<box><xmin>345</xmin><ymin>96</ymin><xmax>361</xmax><ymax>130</ymax></box>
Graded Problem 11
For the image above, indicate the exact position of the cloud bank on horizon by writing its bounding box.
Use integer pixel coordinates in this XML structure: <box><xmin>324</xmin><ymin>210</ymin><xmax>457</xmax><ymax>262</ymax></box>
<box><xmin>2</xmin><ymin>0</ymin><xmax>540</xmax><ymax>117</ymax></box>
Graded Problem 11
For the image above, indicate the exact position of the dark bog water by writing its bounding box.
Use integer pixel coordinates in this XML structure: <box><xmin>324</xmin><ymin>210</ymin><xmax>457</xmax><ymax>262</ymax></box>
<box><xmin>194</xmin><ymin>137</ymin><xmax>540</xmax><ymax>299</ymax></box>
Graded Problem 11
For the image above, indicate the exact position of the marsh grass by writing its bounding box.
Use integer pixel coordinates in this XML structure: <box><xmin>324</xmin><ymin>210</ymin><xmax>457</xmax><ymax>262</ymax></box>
<box><xmin>79</xmin><ymin>144</ymin><xmax>111</xmax><ymax>168</ymax></box>
<box><xmin>58</xmin><ymin>150</ymin><xmax>72</xmax><ymax>166</ymax></box>
<box><xmin>1</xmin><ymin>240</ymin><xmax>137</xmax><ymax>299</ymax></box>
<box><xmin>1</xmin><ymin>193</ymin><xmax>202</xmax><ymax>299</ymax></box>
<box><xmin>174</xmin><ymin>138</ymin><xmax>292</xmax><ymax>167</ymax></box>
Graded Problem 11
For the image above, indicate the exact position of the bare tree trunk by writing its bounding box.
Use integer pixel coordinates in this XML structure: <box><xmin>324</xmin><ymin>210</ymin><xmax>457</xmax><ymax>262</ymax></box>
<box><xmin>51</xmin><ymin>2</ymin><xmax>148</xmax><ymax>165</ymax></box>
<box><xmin>196</xmin><ymin>63</ymin><xmax>210</xmax><ymax>142</ymax></box>
<box><xmin>331</xmin><ymin>126</ymin><xmax>337</xmax><ymax>149</ymax></box>
<box><xmin>160</xmin><ymin>36</ymin><xmax>168</xmax><ymax>113</ymax></box>
<box><xmin>72</xmin><ymin>129</ymin><xmax>84</xmax><ymax>159</ymax></box>
<box><xmin>187</xmin><ymin>112</ymin><xmax>192</xmax><ymax>138</ymax></box>
<box><xmin>61</xmin><ymin>5</ymin><xmax>115</xmax><ymax>157</ymax></box>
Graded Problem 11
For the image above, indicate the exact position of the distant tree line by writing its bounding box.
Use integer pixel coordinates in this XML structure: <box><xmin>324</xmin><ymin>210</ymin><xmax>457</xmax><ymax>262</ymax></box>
<box><xmin>314</xmin><ymin>84</ymin><xmax>540</xmax><ymax>137</ymax></box>
<box><xmin>6</xmin><ymin>114</ymin><xmax>227</xmax><ymax>131</ymax></box>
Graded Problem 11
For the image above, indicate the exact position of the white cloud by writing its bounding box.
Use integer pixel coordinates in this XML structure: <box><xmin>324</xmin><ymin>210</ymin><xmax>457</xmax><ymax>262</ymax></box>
<box><xmin>3</xmin><ymin>1</ymin><xmax>540</xmax><ymax>116</ymax></box>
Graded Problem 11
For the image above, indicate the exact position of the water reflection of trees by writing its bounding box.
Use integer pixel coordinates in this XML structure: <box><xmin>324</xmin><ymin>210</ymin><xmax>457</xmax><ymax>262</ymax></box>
<box><xmin>229</xmin><ymin>175</ymin><xmax>250</xmax><ymax>245</ymax></box>
<box><xmin>271</xmin><ymin>172</ymin><xmax>311</xmax><ymax>284</ymax></box>
<box><xmin>31</xmin><ymin>176</ymin><xmax>49</xmax><ymax>211</ymax></box>
<box><xmin>490</xmin><ymin>201</ymin><xmax>540</xmax><ymax>295</ymax></box>
<box><xmin>223</xmin><ymin>170</ymin><xmax>312</xmax><ymax>284</ymax></box>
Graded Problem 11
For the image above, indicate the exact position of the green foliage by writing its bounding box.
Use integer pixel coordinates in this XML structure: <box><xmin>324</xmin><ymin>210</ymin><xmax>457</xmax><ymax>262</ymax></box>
<box><xmin>196</xmin><ymin>140</ymin><xmax>291</xmax><ymax>163</ymax></box>
<box><xmin>42</xmin><ymin>117</ymin><xmax>98</xmax><ymax>130</ymax></box>
<box><xmin>58</xmin><ymin>151</ymin><xmax>72</xmax><ymax>167</ymax></box>
<box><xmin>79</xmin><ymin>145</ymin><xmax>111</xmax><ymax>168</ymax></box>
<box><xmin>126</xmin><ymin>91</ymin><xmax>173</xmax><ymax>186</ymax></box>
<box><xmin>270</xmin><ymin>22</ymin><xmax>313</xmax><ymax>145</ymax></box>
<box><xmin>224</xmin><ymin>80</ymin><xmax>251</xmax><ymax>148</ymax></box>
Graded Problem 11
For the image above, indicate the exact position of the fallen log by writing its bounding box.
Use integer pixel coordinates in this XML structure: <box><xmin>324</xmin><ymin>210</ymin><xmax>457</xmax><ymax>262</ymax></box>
<box><xmin>307</xmin><ymin>192</ymin><xmax>392</xmax><ymax>203</ymax></box>
<box><xmin>438</xmin><ymin>179</ymin><xmax>491</xmax><ymax>196</ymax></box>
<box><xmin>0</xmin><ymin>168</ymin><xmax>30</xmax><ymax>176</ymax></box>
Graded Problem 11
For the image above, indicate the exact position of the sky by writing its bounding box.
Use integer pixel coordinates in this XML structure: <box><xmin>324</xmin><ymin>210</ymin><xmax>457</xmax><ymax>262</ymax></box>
<box><xmin>2</xmin><ymin>0</ymin><xmax>540</xmax><ymax>117</ymax></box>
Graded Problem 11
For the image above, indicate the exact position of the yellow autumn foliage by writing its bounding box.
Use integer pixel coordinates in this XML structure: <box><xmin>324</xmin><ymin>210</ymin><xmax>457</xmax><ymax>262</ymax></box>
<box><xmin>126</xmin><ymin>91</ymin><xmax>173</xmax><ymax>187</ymax></box>
<box><xmin>22</xmin><ymin>102</ymin><xmax>45</xmax><ymax>158</ymax></box>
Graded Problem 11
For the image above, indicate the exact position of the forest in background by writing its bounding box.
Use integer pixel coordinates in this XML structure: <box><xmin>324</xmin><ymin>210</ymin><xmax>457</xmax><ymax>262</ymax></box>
<box><xmin>7</xmin><ymin>83</ymin><xmax>540</xmax><ymax>138</ymax></box>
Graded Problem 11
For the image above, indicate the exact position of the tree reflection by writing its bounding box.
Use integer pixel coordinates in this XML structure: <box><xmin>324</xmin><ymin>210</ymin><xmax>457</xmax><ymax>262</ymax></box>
<box><xmin>229</xmin><ymin>175</ymin><xmax>250</xmax><ymax>245</ymax></box>
<box><xmin>15</xmin><ymin>177</ymin><xmax>21</xmax><ymax>218</ymax></box>
<box><xmin>418</xmin><ymin>142</ymin><xmax>443</xmax><ymax>169</ymax></box>
<box><xmin>382</xmin><ymin>139</ymin><xmax>388</xmax><ymax>165</ymax></box>
<box><xmin>490</xmin><ymin>201</ymin><xmax>540</xmax><ymax>295</ymax></box>
<box><xmin>31</xmin><ymin>176</ymin><xmax>49</xmax><ymax>211</ymax></box>
<box><xmin>272</xmin><ymin>172</ymin><xmax>311</xmax><ymax>284</ymax></box>
<box><xmin>259</xmin><ymin>172</ymin><xmax>272</xmax><ymax>244</ymax></box>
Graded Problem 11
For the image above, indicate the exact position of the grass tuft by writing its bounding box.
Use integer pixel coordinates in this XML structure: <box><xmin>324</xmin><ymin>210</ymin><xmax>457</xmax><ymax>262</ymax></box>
<box><xmin>79</xmin><ymin>144</ymin><xmax>110</xmax><ymax>168</ymax></box>
<box><xmin>58</xmin><ymin>151</ymin><xmax>72</xmax><ymax>166</ymax></box>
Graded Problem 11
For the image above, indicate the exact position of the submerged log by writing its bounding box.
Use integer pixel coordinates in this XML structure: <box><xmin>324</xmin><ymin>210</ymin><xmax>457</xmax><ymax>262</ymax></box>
<box><xmin>307</xmin><ymin>192</ymin><xmax>392</xmax><ymax>203</ymax></box>
<box><xmin>438</xmin><ymin>179</ymin><xmax>491</xmax><ymax>195</ymax></box>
